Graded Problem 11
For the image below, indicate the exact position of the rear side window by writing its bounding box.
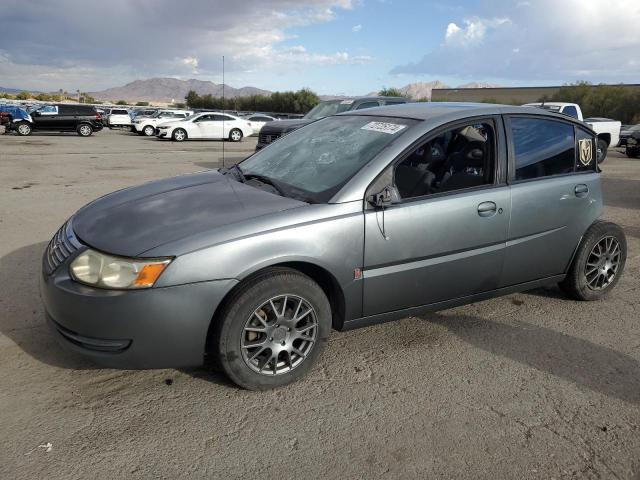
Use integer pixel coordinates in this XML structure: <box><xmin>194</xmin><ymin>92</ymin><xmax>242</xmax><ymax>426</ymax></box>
<box><xmin>384</xmin><ymin>101</ymin><xmax>406</xmax><ymax>105</ymax></box>
<box><xmin>562</xmin><ymin>105</ymin><xmax>578</xmax><ymax>118</ymax></box>
<box><xmin>510</xmin><ymin>117</ymin><xmax>575</xmax><ymax>181</ymax></box>
<box><xmin>111</xmin><ymin>109</ymin><xmax>127</xmax><ymax>115</ymax></box>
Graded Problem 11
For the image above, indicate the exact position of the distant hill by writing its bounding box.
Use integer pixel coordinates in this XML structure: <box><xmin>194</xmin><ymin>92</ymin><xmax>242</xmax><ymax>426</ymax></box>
<box><xmin>89</xmin><ymin>78</ymin><xmax>272</xmax><ymax>103</ymax></box>
<box><xmin>0</xmin><ymin>86</ymin><xmax>41</xmax><ymax>94</ymax></box>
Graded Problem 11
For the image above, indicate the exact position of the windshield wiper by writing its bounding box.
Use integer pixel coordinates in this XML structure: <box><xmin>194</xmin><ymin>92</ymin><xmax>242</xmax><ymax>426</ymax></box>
<box><xmin>243</xmin><ymin>173</ymin><xmax>287</xmax><ymax>197</ymax></box>
<box><xmin>220</xmin><ymin>164</ymin><xmax>246</xmax><ymax>183</ymax></box>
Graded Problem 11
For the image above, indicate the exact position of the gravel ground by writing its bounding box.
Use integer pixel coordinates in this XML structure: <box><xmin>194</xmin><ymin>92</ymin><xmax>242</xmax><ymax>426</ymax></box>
<box><xmin>1</xmin><ymin>128</ymin><xmax>639</xmax><ymax>479</ymax></box>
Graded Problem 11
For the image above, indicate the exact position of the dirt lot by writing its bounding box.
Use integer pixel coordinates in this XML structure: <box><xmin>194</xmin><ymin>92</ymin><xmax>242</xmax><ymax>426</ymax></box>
<box><xmin>1</xmin><ymin>129</ymin><xmax>639</xmax><ymax>479</ymax></box>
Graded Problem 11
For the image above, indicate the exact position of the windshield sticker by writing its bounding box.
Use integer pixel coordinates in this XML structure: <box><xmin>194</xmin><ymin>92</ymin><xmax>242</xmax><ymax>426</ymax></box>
<box><xmin>361</xmin><ymin>122</ymin><xmax>407</xmax><ymax>135</ymax></box>
<box><xmin>340</xmin><ymin>100</ymin><xmax>354</xmax><ymax>105</ymax></box>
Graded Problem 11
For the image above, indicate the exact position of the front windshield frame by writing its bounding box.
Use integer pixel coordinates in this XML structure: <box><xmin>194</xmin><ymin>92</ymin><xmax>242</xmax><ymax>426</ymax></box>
<box><xmin>238</xmin><ymin>114</ymin><xmax>418</xmax><ymax>203</ymax></box>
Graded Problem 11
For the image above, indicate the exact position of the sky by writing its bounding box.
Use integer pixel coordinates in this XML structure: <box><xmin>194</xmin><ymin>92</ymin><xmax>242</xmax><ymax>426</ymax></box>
<box><xmin>1</xmin><ymin>0</ymin><xmax>639</xmax><ymax>95</ymax></box>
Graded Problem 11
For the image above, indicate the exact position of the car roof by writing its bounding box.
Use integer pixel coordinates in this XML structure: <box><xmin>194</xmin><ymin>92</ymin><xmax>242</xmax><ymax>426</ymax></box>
<box><xmin>340</xmin><ymin>102</ymin><xmax>590</xmax><ymax>126</ymax></box>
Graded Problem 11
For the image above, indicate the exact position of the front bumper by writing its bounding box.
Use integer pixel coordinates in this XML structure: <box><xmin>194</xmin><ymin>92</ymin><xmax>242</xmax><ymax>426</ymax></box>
<box><xmin>41</xmin><ymin>250</ymin><xmax>237</xmax><ymax>368</ymax></box>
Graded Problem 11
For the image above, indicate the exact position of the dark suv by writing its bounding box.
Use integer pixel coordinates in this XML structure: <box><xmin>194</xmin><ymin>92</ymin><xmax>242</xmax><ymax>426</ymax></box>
<box><xmin>256</xmin><ymin>96</ymin><xmax>408</xmax><ymax>150</ymax></box>
<box><xmin>15</xmin><ymin>104</ymin><xmax>103</xmax><ymax>136</ymax></box>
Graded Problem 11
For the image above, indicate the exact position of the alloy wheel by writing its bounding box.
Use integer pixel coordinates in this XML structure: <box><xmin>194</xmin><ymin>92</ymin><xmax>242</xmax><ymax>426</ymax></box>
<box><xmin>18</xmin><ymin>124</ymin><xmax>31</xmax><ymax>135</ymax></box>
<box><xmin>80</xmin><ymin>125</ymin><xmax>91</xmax><ymax>136</ymax></box>
<box><xmin>240</xmin><ymin>294</ymin><xmax>318</xmax><ymax>376</ymax></box>
<box><xmin>585</xmin><ymin>236</ymin><xmax>621</xmax><ymax>290</ymax></box>
<box><xmin>174</xmin><ymin>130</ymin><xmax>186</xmax><ymax>141</ymax></box>
<box><xmin>231</xmin><ymin>130</ymin><xmax>242</xmax><ymax>141</ymax></box>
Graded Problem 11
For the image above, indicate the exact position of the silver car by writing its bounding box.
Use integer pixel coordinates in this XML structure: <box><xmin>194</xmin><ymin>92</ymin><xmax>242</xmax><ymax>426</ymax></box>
<box><xmin>41</xmin><ymin>103</ymin><xmax>627</xmax><ymax>390</ymax></box>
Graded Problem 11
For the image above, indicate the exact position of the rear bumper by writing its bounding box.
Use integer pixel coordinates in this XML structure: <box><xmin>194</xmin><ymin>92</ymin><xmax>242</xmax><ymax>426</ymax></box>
<box><xmin>41</xmin><ymin>264</ymin><xmax>237</xmax><ymax>368</ymax></box>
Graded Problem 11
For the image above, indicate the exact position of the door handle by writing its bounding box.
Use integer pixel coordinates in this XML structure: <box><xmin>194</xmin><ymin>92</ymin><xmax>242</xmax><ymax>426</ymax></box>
<box><xmin>477</xmin><ymin>201</ymin><xmax>497</xmax><ymax>217</ymax></box>
<box><xmin>574</xmin><ymin>184</ymin><xmax>589</xmax><ymax>198</ymax></box>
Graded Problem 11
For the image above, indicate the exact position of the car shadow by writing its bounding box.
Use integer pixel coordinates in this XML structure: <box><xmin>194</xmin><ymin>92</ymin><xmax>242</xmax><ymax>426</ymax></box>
<box><xmin>424</xmin><ymin>312</ymin><xmax>640</xmax><ymax>404</ymax></box>
<box><xmin>0</xmin><ymin>242</ymin><xmax>234</xmax><ymax>387</ymax></box>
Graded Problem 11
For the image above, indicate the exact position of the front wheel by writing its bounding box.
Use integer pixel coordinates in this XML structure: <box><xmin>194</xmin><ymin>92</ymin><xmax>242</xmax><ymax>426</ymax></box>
<box><xmin>213</xmin><ymin>268</ymin><xmax>331</xmax><ymax>390</ymax></box>
<box><xmin>559</xmin><ymin>221</ymin><xmax>627</xmax><ymax>301</ymax></box>
<box><xmin>77</xmin><ymin>124</ymin><xmax>93</xmax><ymax>137</ymax></box>
<box><xmin>229</xmin><ymin>128</ymin><xmax>243</xmax><ymax>142</ymax></box>
<box><xmin>172</xmin><ymin>128</ymin><xmax>187</xmax><ymax>142</ymax></box>
<box><xmin>596</xmin><ymin>138</ymin><xmax>608</xmax><ymax>163</ymax></box>
<box><xmin>143</xmin><ymin>125</ymin><xmax>155</xmax><ymax>136</ymax></box>
<box><xmin>16</xmin><ymin>122</ymin><xmax>32</xmax><ymax>136</ymax></box>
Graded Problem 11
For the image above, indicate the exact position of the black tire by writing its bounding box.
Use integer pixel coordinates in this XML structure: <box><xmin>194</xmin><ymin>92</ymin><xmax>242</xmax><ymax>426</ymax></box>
<box><xmin>229</xmin><ymin>128</ymin><xmax>243</xmax><ymax>142</ymax></box>
<box><xmin>15</xmin><ymin>122</ymin><xmax>32</xmax><ymax>136</ymax></box>
<box><xmin>76</xmin><ymin>124</ymin><xmax>93</xmax><ymax>137</ymax></box>
<box><xmin>172</xmin><ymin>128</ymin><xmax>187</xmax><ymax>142</ymax></box>
<box><xmin>596</xmin><ymin>138</ymin><xmax>608</xmax><ymax>163</ymax></box>
<box><xmin>142</xmin><ymin>125</ymin><xmax>155</xmax><ymax>136</ymax></box>
<box><xmin>626</xmin><ymin>148</ymin><xmax>639</xmax><ymax>159</ymax></box>
<box><xmin>559</xmin><ymin>221</ymin><xmax>627</xmax><ymax>301</ymax></box>
<box><xmin>213</xmin><ymin>268</ymin><xmax>331</xmax><ymax>390</ymax></box>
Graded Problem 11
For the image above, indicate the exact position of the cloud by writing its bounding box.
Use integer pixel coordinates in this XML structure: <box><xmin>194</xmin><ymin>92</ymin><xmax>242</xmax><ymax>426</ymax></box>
<box><xmin>392</xmin><ymin>0</ymin><xmax>640</xmax><ymax>83</ymax></box>
<box><xmin>0</xmin><ymin>0</ymin><xmax>358</xmax><ymax>90</ymax></box>
<box><xmin>352</xmin><ymin>24</ymin><xmax>362</xmax><ymax>32</ymax></box>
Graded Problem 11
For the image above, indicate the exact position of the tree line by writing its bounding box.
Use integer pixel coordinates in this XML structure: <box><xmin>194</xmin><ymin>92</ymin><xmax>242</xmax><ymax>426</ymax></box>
<box><xmin>185</xmin><ymin>88</ymin><xmax>319</xmax><ymax>114</ymax></box>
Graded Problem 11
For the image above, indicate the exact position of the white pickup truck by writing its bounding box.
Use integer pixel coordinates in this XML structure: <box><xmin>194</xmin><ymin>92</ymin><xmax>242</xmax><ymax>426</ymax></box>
<box><xmin>523</xmin><ymin>102</ymin><xmax>620</xmax><ymax>163</ymax></box>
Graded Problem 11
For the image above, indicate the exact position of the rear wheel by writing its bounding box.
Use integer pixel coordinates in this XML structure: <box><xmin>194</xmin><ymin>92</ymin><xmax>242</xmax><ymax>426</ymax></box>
<box><xmin>143</xmin><ymin>125</ymin><xmax>155</xmax><ymax>136</ymax></box>
<box><xmin>626</xmin><ymin>147</ymin><xmax>639</xmax><ymax>159</ymax></box>
<box><xmin>229</xmin><ymin>128</ymin><xmax>243</xmax><ymax>142</ymax></box>
<box><xmin>559</xmin><ymin>221</ymin><xmax>626</xmax><ymax>301</ymax></box>
<box><xmin>77</xmin><ymin>124</ymin><xmax>93</xmax><ymax>137</ymax></box>
<box><xmin>16</xmin><ymin>122</ymin><xmax>32</xmax><ymax>136</ymax></box>
<box><xmin>213</xmin><ymin>268</ymin><xmax>331</xmax><ymax>390</ymax></box>
<box><xmin>172</xmin><ymin>128</ymin><xmax>187</xmax><ymax>142</ymax></box>
<box><xmin>596</xmin><ymin>138</ymin><xmax>608</xmax><ymax>163</ymax></box>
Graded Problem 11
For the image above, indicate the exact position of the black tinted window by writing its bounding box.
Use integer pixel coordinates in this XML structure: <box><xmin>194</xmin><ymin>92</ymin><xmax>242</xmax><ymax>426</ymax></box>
<box><xmin>510</xmin><ymin>118</ymin><xmax>575</xmax><ymax>181</ymax></box>
<box><xmin>355</xmin><ymin>102</ymin><xmax>380</xmax><ymax>110</ymax></box>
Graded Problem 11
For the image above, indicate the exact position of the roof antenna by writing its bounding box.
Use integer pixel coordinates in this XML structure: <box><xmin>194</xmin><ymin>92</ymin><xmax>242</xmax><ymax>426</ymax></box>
<box><xmin>221</xmin><ymin>55</ymin><xmax>225</xmax><ymax>170</ymax></box>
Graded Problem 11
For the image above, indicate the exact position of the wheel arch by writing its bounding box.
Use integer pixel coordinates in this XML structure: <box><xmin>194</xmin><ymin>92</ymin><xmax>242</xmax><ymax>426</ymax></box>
<box><xmin>205</xmin><ymin>261</ymin><xmax>347</xmax><ymax>356</ymax></box>
<box><xmin>597</xmin><ymin>133</ymin><xmax>611</xmax><ymax>146</ymax></box>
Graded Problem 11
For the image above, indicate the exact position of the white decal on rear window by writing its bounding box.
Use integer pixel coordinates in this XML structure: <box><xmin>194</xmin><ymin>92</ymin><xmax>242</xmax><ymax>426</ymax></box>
<box><xmin>340</xmin><ymin>100</ymin><xmax>355</xmax><ymax>105</ymax></box>
<box><xmin>361</xmin><ymin>122</ymin><xmax>407</xmax><ymax>135</ymax></box>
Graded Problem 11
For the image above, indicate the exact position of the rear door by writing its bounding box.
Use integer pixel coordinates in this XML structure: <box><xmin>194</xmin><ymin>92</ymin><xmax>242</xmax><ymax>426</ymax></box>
<box><xmin>500</xmin><ymin>115</ymin><xmax>601</xmax><ymax>286</ymax></box>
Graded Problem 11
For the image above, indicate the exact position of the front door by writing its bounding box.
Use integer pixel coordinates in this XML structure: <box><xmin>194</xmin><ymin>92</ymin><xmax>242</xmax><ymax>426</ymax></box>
<box><xmin>362</xmin><ymin>118</ymin><xmax>510</xmax><ymax>316</ymax></box>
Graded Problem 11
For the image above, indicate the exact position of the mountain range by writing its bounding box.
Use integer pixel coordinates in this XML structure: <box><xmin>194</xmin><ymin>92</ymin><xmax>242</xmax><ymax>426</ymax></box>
<box><xmin>88</xmin><ymin>78</ymin><xmax>272</xmax><ymax>103</ymax></box>
<box><xmin>4</xmin><ymin>78</ymin><xmax>503</xmax><ymax>103</ymax></box>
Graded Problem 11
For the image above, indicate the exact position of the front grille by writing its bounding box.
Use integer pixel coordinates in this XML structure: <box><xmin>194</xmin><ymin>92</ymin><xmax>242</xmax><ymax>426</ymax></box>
<box><xmin>44</xmin><ymin>220</ymin><xmax>82</xmax><ymax>275</ymax></box>
<box><xmin>259</xmin><ymin>133</ymin><xmax>281</xmax><ymax>145</ymax></box>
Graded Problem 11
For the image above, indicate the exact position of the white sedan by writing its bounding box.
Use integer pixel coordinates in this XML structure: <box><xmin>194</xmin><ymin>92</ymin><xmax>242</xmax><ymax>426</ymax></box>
<box><xmin>243</xmin><ymin>114</ymin><xmax>277</xmax><ymax>135</ymax></box>
<box><xmin>133</xmin><ymin>110</ymin><xmax>193</xmax><ymax>136</ymax></box>
<box><xmin>156</xmin><ymin>112</ymin><xmax>253</xmax><ymax>142</ymax></box>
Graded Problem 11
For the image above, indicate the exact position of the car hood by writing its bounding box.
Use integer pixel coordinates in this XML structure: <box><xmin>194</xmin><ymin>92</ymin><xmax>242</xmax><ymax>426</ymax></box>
<box><xmin>260</xmin><ymin>118</ymin><xmax>313</xmax><ymax>134</ymax></box>
<box><xmin>72</xmin><ymin>170</ymin><xmax>306</xmax><ymax>257</ymax></box>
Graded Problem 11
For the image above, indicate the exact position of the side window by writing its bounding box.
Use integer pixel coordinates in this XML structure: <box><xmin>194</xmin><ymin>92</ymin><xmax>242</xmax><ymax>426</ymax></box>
<box><xmin>39</xmin><ymin>105</ymin><xmax>58</xmax><ymax>115</ymax></box>
<box><xmin>575</xmin><ymin>128</ymin><xmax>596</xmax><ymax>172</ymax></box>
<box><xmin>384</xmin><ymin>101</ymin><xmax>405</xmax><ymax>106</ymax></box>
<box><xmin>355</xmin><ymin>101</ymin><xmax>380</xmax><ymax>110</ymax></box>
<box><xmin>510</xmin><ymin>118</ymin><xmax>575</xmax><ymax>181</ymax></box>
<box><xmin>195</xmin><ymin>115</ymin><xmax>212</xmax><ymax>122</ymax></box>
<box><xmin>562</xmin><ymin>105</ymin><xmax>578</xmax><ymax>118</ymax></box>
<box><xmin>394</xmin><ymin>122</ymin><xmax>496</xmax><ymax>199</ymax></box>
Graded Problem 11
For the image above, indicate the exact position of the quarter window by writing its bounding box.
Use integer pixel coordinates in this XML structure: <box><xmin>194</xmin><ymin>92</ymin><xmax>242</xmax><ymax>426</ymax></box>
<box><xmin>510</xmin><ymin>118</ymin><xmax>575</xmax><ymax>181</ymax></box>
<box><xmin>394</xmin><ymin>122</ymin><xmax>496</xmax><ymax>199</ymax></box>
<box><xmin>575</xmin><ymin>128</ymin><xmax>596</xmax><ymax>172</ymax></box>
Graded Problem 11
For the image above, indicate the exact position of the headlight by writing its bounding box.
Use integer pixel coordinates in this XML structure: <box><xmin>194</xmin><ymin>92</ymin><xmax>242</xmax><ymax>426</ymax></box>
<box><xmin>70</xmin><ymin>249</ymin><xmax>171</xmax><ymax>289</ymax></box>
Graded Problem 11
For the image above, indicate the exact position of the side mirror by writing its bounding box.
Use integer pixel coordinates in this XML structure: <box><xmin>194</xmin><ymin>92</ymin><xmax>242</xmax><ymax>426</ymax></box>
<box><xmin>367</xmin><ymin>185</ymin><xmax>400</xmax><ymax>208</ymax></box>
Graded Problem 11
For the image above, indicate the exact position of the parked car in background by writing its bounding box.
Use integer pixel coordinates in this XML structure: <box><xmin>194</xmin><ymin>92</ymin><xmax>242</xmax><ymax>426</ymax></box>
<box><xmin>523</xmin><ymin>102</ymin><xmax>620</xmax><ymax>162</ymax></box>
<box><xmin>41</xmin><ymin>103</ymin><xmax>626</xmax><ymax>390</ymax></box>
<box><xmin>0</xmin><ymin>105</ymin><xmax>32</xmax><ymax>131</ymax></box>
<box><xmin>107</xmin><ymin>108</ymin><xmax>132</xmax><ymax>128</ymax></box>
<box><xmin>155</xmin><ymin>112</ymin><xmax>252</xmax><ymax>142</ymax></box>
<box><xmin>13</xmin><ymin>104</ymin><xmax>103</xmax><ymax>136</ymax></box>
<box><xmin>618</xmin><ymin>124</ymin><xmax>640</xmax><ymax>147</ymax></box>
<box><xmin>625</xmin><ymin>130</ymin><xmax>640</xmax><ymax>158</ymax></box>
<box><xmin>133</xmin><ymin>110</ymin><xmax>193</xmax><ymax>136</ymax></box>
<box><xmin>243</xmin><ymin>114</ymin><xmax>277</xmax><ymax>135</ymax></box>
<box><xmin>256</xmin><ymin>96</ymin><xmax>409</xmax><ymax>150</ymax></box>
